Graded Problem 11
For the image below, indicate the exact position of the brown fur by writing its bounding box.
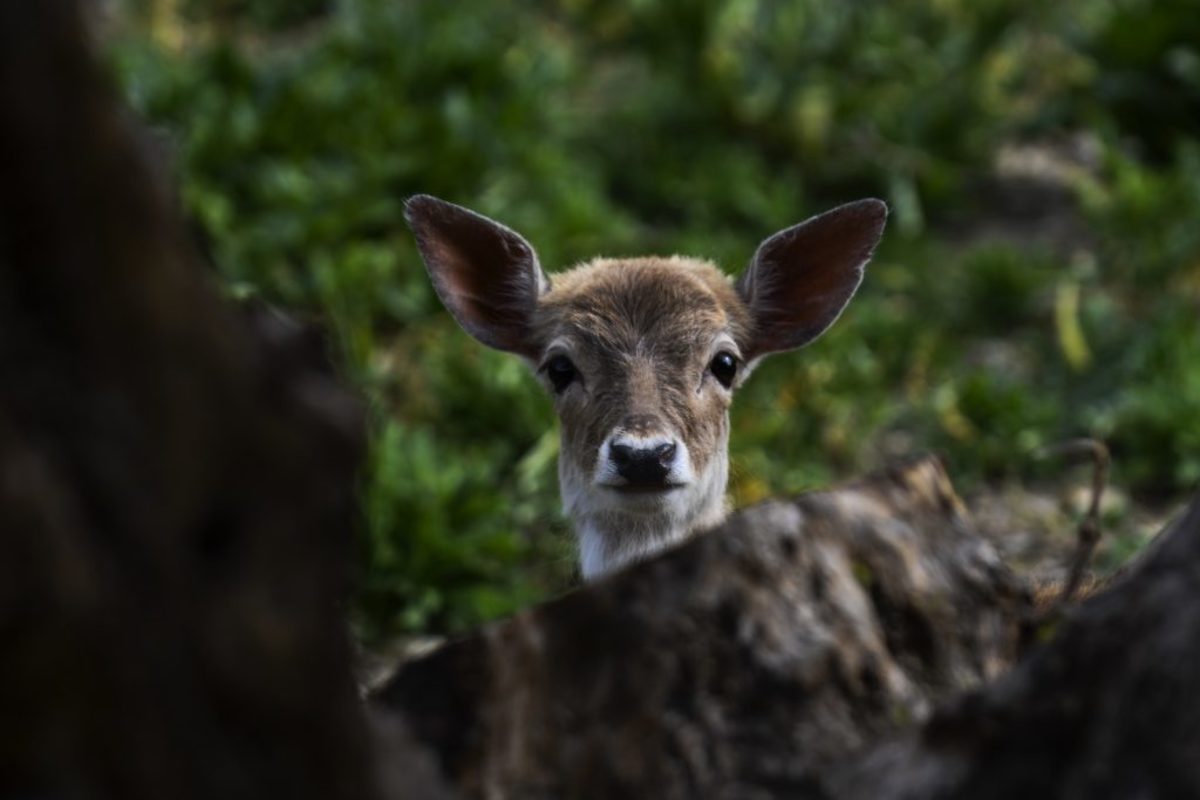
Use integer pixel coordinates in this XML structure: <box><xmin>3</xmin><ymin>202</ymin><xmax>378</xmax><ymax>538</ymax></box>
<box><xmin>533</xmin><ymin>257</ymin><xmax>752</xmax><ymax>479</ymax></box>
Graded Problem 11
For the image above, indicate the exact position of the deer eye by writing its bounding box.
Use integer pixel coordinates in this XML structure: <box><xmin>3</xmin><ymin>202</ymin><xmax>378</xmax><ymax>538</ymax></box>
<box><xmin>543</xmin><ymin>354</ymin><xmax>577</xmax><ymax>394</ymax></box>
<box><xmin>709</xmin><ymin>351</ymin><xmax>738</xmax><ymax>389</ymax></box>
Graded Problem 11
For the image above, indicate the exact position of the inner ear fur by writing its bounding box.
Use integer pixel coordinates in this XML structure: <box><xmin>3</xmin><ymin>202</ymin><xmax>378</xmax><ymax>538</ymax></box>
<box><xmin>736</xmin><ymin>199</ymin><xmax>887</xmax><ymax>361</ymax></box>
<box><xmin>405</xmin><ymin>194</ymin><xmax>548</xmax><ymax>359</ymax></box>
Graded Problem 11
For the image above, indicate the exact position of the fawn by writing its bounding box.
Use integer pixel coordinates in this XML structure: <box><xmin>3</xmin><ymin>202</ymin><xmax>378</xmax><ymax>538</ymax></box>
<box><xmin>406</xmin><ymin>195</ymin><xmax>886</xmax><ymax>579</ymax></box>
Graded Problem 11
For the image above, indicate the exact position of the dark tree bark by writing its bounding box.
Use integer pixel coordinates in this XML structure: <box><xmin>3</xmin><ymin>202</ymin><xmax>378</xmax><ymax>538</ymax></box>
<box><xmin>834</xmin><ymin>497</ymin><xmax>1200</xmax><ymax>800</ymax></box>
<box><xmin>0</xmin><ymin>3</ymin><xmax>449</xmax><ymax>798</ymax></box>
<box><xmin>375</xmin><ymin>458</ymin><xmax>1200</xmax><ymax>800</ymax></box>
<box><xmin>373</xmin><ymin>458</ymin><xmax>1034</xmax><ymax>798</ymax></box>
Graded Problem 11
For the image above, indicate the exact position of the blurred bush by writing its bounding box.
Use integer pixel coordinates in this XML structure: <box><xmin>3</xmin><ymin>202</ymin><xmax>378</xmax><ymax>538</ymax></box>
<box><xmin>107</xmin><ymin>0</ymin><xmax>1200</xmax><ymax>639</ymax></box>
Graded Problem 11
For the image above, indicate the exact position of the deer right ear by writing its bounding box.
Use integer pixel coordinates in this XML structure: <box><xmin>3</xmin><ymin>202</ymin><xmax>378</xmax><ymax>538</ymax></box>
<box><xmin>736</xmin><ymin>199</ymin><xmax>887</xmax><ymax>362</ymax></box>
<box><xmin>405</xmin><ymin>195</ymin><xmax>548</xmax><ymax>359</ymax></box>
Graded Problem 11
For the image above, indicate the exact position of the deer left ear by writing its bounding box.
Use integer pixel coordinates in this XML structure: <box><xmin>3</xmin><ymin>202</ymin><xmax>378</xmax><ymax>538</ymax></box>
<box><xmin>405</xmin><ymin>195</ymin><xmax>549</xmax><ymax>360</ymax></box>
<box><xmin>736</xmin><ymin>199</ymin><xmax>887</xmax><ymax>362</ymax></box>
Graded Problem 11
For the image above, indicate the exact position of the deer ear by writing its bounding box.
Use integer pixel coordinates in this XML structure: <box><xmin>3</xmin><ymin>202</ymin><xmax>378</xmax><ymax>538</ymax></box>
<box><xmin>736</xmin><ymin>199</ymin><xmax>887</xmax><ymax>361</ymax></box>
<box><xmin>405</xmin><ymin>195</ymin><xmax>548</xmax><ymax>359</ymax></box>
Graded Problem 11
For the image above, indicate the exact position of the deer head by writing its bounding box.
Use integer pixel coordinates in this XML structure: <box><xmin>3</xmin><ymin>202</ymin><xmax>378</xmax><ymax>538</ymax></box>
<box><xmin>406</xmin><ymin>195</ymin><xmax>887</xmax><ymax>579</ymax></box>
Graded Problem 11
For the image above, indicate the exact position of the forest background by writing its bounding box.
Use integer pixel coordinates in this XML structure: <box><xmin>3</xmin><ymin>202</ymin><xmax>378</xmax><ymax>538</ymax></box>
<box><xmin>106</xmin><ymin>0</ymin><xmax>1200</xmax><ymax>641</ymax></box>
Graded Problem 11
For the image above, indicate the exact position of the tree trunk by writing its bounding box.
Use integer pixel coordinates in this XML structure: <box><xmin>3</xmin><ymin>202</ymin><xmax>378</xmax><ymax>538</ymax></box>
<box><xmin>372</xmin><ymin>457</ymin><xmax>1035</xmax><ymax>798</ymax></box>
<box><xmin>833</xmin><ymin>497</ymin><xmax>1200</xmax><ymax>799</ymax></box>
<box><xmin>0</xmin><ymin>3</ymin><xmax>447</xmax><ymax>798</ymax></box>
<box><xmin>374</xmin><ymin>461</ymin><xmax>1200</xmax><ymax>799</ymax></box>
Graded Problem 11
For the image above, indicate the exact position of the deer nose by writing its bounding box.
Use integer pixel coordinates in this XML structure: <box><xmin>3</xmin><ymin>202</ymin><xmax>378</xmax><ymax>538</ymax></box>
<box><xmin>610</xmin><ymin>440</ymin><xmax>677</xmax><ymax>486</ymax></box>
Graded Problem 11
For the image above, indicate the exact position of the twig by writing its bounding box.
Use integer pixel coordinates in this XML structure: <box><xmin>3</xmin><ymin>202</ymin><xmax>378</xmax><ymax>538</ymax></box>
<box><xmin>1036</xmin><ymin>438</ymin><xmax>1110</xmax><ymax>607</ymax></box>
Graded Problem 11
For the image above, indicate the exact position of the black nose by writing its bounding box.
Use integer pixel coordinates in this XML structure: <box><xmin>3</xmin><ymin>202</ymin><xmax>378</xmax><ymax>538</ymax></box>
<box><xmin>610</xmin><ymin>441</ymin><xmax>677</xmax><ymax>486</ymax></box>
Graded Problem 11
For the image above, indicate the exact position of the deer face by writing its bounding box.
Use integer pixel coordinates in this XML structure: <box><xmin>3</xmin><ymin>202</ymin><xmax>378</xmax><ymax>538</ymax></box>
<box><xmin>532</xmin><ymin>258</ymin><xmax>752</xmax><ymax>577</ymax></box>
<box><xmin>405</xmin><ymin>196</ymin><xmax>886</xmax><ymax>579</ymax></box>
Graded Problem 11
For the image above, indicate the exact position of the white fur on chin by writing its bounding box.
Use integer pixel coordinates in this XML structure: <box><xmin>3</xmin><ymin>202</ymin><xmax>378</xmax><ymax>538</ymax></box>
<box><xmin>562</xmin><ymin>438</ymin><xmax>729</xmax><ymax>580</ymax></box>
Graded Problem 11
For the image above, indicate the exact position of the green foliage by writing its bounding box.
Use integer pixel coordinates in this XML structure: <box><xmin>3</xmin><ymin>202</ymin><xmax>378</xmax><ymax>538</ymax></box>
<box><xmin>109</xmin><ymin>0</ymin><xmax>1200</xmax><ymax>639</ymax></box>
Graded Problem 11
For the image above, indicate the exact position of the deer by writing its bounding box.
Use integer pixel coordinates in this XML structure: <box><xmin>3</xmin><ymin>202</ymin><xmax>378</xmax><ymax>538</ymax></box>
<box><xmin>405</xmin><ymin>195</ymin><xmax>887</xmax><ymax>580</ymax></box>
